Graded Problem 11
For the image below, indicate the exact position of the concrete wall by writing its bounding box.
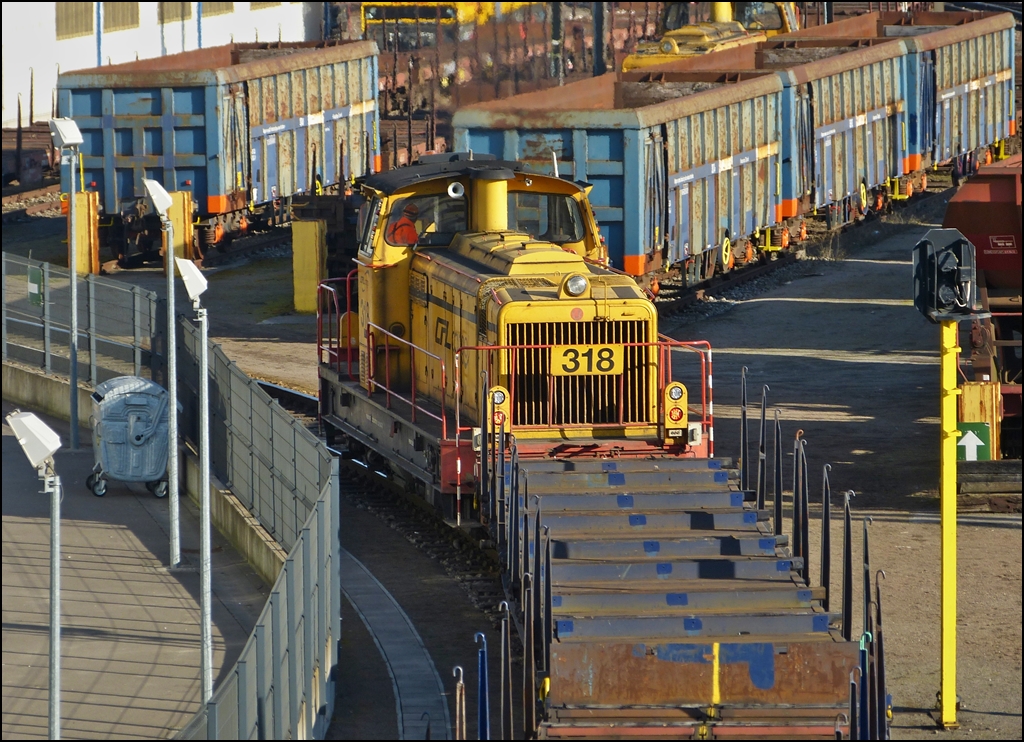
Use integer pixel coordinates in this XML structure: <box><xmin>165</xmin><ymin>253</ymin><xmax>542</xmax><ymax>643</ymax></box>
<box><xmin>2</xmin><ymin>359</ymin><xmax>285</xmax><ymax>585</ymax></box>
<box><xmin>1</xmin><ymin>2</ymin><xmax>325</xmax><ymax>129</ymax></box>
<box><xmin>3</xmin><ymin>361</ymin><xmax>94</xmax><ymax>429</ymax></box>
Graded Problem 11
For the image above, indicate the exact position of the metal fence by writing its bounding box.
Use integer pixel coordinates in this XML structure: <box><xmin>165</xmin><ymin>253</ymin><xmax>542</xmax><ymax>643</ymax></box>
<box><xmin>1</xmin><ymin>253</ymin><xmax>159</xmax><ymax>385</ymax></box>
<box><xmin>175</xmin><ymin>319</ymin><xmax>340</xmax><ymax>740</ymax></box>
<box><xmin>178</xmin><ymin>320</ymin><xmax>332</xmax><ymax>552</ymax></box>
<box><xmin>178</xmin><ymin>459</ymin><xmax>341</xmax><ymax>740</ymax></box>
<box><xmin>1</xmin><ymin>251</ymin><xmax>341</xmax><ymax>739</ymax></box>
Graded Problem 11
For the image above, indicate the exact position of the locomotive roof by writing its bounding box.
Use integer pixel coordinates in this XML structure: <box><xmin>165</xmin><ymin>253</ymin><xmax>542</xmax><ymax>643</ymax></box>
<box><xmin>363</xmin><ymin>155</ymin><xmax>582</xmax><ymax>195</ymax></box>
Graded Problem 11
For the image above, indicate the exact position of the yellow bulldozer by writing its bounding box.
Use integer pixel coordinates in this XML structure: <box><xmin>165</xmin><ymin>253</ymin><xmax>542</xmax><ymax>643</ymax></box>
<box><xmin>622</xmin><ymin>1</ymin><xmax>799</xmax><ymax>71</ymax></box>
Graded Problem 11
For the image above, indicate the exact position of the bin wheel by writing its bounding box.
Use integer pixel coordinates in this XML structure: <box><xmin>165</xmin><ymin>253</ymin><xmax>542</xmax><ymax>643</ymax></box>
<box><xmin>147</xmin><ymin>480</ymin><xmax>168</xmax><ymax>498</ymax></box>
<box><xmin>91</xmin><ymin>478</ymin><xmax>107</xmax><ymax>497</ymax></box>
<box><xmin>86</xmin><ymin>473</ymin><xmax>96</xmax><ymax>490</ymax></box>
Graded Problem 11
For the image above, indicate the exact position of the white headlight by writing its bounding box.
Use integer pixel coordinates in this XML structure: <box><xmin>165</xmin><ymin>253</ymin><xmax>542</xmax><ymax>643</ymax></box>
<box><xmin>492</xmin><ymin>390</ymin><xmax>506</xmax><ymax>406</ymax></box>
<box><xmin>566</xmin><ymin>275</ymin><xmax>588</xmax><ymax>296</ymax></box>
<box><xmin>669</xmin><ymin>385</ymin><xmax>684</xmax><ymax>401</ymax></box>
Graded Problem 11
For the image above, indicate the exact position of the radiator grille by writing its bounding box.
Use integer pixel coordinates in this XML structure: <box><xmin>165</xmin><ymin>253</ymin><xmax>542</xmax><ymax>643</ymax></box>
<box><xmin>505</xmin><ymin>320</ymin><xmax>652</xmax><ymax>427</ymax></box>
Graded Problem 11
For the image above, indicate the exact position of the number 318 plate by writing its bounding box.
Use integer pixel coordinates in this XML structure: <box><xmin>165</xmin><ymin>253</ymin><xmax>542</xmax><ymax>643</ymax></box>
<box><xmin>551</xmin><ymin>344</ymin><xmax>624</xmax><ymax>376</ymax></box>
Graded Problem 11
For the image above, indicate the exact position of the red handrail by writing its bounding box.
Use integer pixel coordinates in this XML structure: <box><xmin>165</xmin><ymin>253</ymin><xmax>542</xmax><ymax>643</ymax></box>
<box><xmin>318</xmin><ymin>271</ymin><xmax>359</xmax><ymax>380</ymax></box>
<box><xmin>366</xmin><ymin>321</ymin><xmax>448</xmax><ymax>438</ymax></box>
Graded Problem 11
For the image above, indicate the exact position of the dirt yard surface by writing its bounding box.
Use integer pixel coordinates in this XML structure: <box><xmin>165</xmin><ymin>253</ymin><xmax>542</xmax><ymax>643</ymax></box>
<box><xmin>3</xmin><ymin>191</ymin><xmax>1020</xmax><ymax>737</ymax></box>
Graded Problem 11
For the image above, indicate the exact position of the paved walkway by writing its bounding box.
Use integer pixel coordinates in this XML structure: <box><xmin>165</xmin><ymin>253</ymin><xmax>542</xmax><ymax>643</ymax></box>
<box><xmin>1</xmin><ymin>401</ymin><xmax>267</xmax><ymax>738</ymax></box>
<box><xmin>340</xmin><ymin>548</ymin><xmax>451</xmax><ymax>740</ymax></box>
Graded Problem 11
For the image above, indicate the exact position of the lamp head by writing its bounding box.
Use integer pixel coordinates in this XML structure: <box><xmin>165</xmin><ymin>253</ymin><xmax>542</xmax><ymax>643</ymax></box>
<box><xmin>143</xmin><ymin>178</ymin><xmax>174</xmax><ymax>218</ymax></box>
<box><xmin>48</xmin><ymin>118</ymin><xmax>84</xmax><ymax>149</ymax></box>
<box><xmin>6</xmin><ymin>410</ymin><xmax>62</xmax><ymax>470</ymax></box>
<box><xmin>175</xmin><ymin>258</ymin><xmax>208</xmax><ymax>306</ymax></box>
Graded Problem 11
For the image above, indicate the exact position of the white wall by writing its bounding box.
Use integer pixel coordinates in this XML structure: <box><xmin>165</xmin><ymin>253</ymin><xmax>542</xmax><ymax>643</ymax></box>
<box><xmin>1</xmin><ymin>2</ymin><xmax>325</xmax><ymax>129</ymax></box>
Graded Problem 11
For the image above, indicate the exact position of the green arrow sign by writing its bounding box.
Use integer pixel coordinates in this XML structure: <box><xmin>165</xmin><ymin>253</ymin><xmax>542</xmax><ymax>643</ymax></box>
<box><xmin>956</xmin><ymin>422</ymin><xmax>991</xmax><ymax>461</ymax></box>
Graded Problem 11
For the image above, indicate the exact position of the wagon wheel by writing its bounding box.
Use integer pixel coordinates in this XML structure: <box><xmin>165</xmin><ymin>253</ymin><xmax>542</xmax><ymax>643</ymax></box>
<box><xmin>718</xmin><ymin>236</ymin><xmax>734</xmax><ymax>274</ymax></box>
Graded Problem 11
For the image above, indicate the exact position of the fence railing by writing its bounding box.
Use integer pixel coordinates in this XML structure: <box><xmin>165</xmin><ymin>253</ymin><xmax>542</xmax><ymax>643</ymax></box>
<box><xmin>2</xmin><ymin>251</ymin><xmax>341</xmax><ymax>739</ymax></box>
<box><xmin>2</xmin><ymin>253</ymin><xmax>159</xmax><ymax>384</ymax></box>
<box><xmin>178</xmin><ymin>319</ymin><xmax>332</xmax><ymax>552</ymax></box>
<box><xmin>177</xmin><ymin>459</ymin><xmax>341</xmax><ymax>740</ymax></box>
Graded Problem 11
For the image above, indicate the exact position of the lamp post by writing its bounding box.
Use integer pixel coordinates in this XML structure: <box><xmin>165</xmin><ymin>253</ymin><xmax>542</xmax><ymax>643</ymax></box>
<box><xmin>143</xmin><ymin>179</ymin><xmax>181</xmax><ymax>568</ymax></box>
<box><xmin>6</xmin><ymin>410</ymin><xmax>64</xmax><ymax>739</ymax></box>
<box><xmin>48</xmin><ymin>118</ymin><xmax>84</xmax><ymax>450</ymax></box>
<box><xmin>176</xmin><ymin>257</ymin><xmax>212</xmax><ymax>703</ymax></box>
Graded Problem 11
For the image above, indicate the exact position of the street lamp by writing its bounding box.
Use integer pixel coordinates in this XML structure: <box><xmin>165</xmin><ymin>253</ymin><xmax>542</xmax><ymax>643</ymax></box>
<box><xmin>48</xmin><ymin>118</ymin><xmax>84</xmax><ymax>450</ymax></box>
<box><xmin>175</xmin><ymin>257</ymin><xmax>212</xmax><ymax>704</ymax></box>
<box><xmin>6</xmin><ymin>410</ymin><xmax>63</xmax><ymax>739</ymax></box>
<box><xmin>142</xmin><ymin>178</ymin><xmax>181</xmax><ymax>569</ymax></box>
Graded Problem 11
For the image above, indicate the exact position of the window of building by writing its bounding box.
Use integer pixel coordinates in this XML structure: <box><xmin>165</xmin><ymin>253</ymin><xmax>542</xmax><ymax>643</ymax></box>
<box><xmin>103</xmin><ymin>2</ymin><xmax>139</xmax><ymax>31</ymax></box>
<box><xmin>158</xmin><ymin>2</ymin><xmax>193</xmax><ymax>23</ymax></box>
<box><xmin>56</xmin><ymin>2</ymin><xmax>94</xmax><ymax>40</ymax></box>
<box><xmin>250</xmin><ymin>2</ymin><xmax>281</xmax><ymax>9</ymax></box>
<box><xmin>204</xmin><ymin>2</ymin><xmax>234</xmax><ymax>16</ymax></box>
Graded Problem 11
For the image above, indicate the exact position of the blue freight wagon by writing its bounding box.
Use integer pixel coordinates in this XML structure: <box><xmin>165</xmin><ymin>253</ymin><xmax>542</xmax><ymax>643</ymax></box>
<box><xmin>454</xmin><ymin>71</ymin><xmax>786</xmax><ymax>285</ymax></box>
<box><xmin>454</xmin><ymin>10</ymin><xmax>1017</xmax><ymax>286</ymax></box>
<box><xmin>57</xmin><ymin>40</ymin><xmax>380</xmax><ymax>263</ymax></box>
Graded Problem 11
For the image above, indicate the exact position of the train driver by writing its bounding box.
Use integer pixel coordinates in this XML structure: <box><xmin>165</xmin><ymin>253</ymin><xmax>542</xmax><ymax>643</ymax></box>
<box><xmin>386</xmin><ymin>200</ymin><xmax>421</xmax><ymax>246</ymax></box>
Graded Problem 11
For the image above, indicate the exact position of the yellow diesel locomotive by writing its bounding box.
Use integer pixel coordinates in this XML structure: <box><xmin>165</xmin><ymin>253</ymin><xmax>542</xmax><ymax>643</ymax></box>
<box><xmin>318</xmin><ymin>153</ymin><xmax>710</xmax><ymax>516</ymax></box>
<box><xmin>317</xmin><ymin>153</ymin><xmax>877</xmax><ymax>739</ymax></box>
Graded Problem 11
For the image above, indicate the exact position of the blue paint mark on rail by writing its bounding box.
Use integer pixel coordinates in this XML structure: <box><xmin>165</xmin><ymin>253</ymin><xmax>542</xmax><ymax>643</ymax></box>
<box><xmin>617</xmin><ymin>494</ymin><xmax>634</xmax><ymax>509</ymax></box>
<box><xmin>643</xmin><ymin>540</ymin><xmax>660</xmax><ymax>555</ymax></box>
<box><xmin>629</xmin><ymin>514</ymin><xmax>647</xmax><ymax>527</ymax></box>
<box><xmin>608</xmin><ymin>472</ymin><xmax>626</xmax><ymax>486</ymax></box>
<box><xmin>666</xmin><ymin>593</ymin><xmax>688</xmax><ymax>606</ymax></box>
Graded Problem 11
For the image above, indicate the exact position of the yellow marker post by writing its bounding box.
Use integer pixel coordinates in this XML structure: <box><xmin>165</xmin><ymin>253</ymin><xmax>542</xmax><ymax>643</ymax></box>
<box><xmin>939</xmin><ymin>319</ymin><xmax>960</xmax><ymax>728</ymax></box>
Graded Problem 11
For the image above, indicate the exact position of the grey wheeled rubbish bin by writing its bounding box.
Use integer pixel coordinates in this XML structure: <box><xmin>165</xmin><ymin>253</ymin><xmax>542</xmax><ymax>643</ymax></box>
<box><xmin>88</xmin><ymin>376</ymin><xmax>169</xmax><ymax>497</ymax></box>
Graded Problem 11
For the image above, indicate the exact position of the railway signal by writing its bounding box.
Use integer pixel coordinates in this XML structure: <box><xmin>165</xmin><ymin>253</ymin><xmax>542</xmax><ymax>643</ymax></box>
<box><xmin>913</xmin><ymin>228</ymin><xmax>990</xmax><ymax>729</ymax></box>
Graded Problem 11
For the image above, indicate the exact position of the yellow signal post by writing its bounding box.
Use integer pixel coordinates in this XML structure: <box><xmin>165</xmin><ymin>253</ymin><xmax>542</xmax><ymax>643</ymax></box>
<box><xmin>914</xmin><ymin>229</ymin><xmax>986</xmax><ymax>730</ymax></box>
<box><xmin>939</xmin><ymin>319</ymin><xmax>960</xmax><ymax>728</ymax></box>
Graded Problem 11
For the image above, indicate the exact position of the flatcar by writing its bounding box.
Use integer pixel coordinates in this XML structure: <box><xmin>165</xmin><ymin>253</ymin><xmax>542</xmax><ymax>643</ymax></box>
<box><xmin>453</xmin><ymin>9</ymin><xmax>1017</xmax><ymax>286</ymax></box>
<box><xmin>57</xmin><ymin>39</ymin><xmax>381</xmax><ymax>264</ymax></box>
<box><xmin>317</xmin><ymin>152</ymin><xmax>889</xmax><ymax>738</ymax></box>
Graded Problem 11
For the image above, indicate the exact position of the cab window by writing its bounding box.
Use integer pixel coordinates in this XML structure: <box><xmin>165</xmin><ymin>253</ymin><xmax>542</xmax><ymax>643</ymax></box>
<box><xmin>507</xmin><ymin>192</ymin><xmax>585</xmax><ymax>244</ymax></box>
<box><xmin>384</xmin><ymin>194</ymin><xmax>467</xmax><ymax>247</ymax></box>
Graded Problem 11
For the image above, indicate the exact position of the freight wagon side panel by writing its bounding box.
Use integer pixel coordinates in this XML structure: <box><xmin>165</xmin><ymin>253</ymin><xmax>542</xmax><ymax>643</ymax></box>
<box><xmin>454</xmin><ymin>80</ymin><xmax>782</xmax><ymax>277</ymax></box>
<box><xmin>57</xmin><ymin>41</ymin><xmax>381</xmax><ymax>220</ymax></box>
<box><xmin>664</xmin><ymin>89</ymin><xmax>782</xmax><ymax>266</ymax></box>
<box><xmin>904</xmin><ymin>17</ymin><xmax>1017</xmax><ymax>166</ymax></box>
<box><xmin>58</xmin><ymin>84</ymin><xmax>217</xmax><ymax>216</ymax></box>
<box><xmin>781</xmin><ymin>46</ymin><xmax>909</xmax><ymax>212</ymax></box>
<box><xmin>247</xmin><ymin>53</ymin><xmax>379</xmax><ymax>205</ymax></box>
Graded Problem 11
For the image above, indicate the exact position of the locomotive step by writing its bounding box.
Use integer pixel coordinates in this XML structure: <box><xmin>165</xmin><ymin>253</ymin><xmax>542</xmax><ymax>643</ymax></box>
<box><xmin>538</xmin><ymin>509</ymin><xmax>768</xmax><ymax>535</ymax></box>
<box><xmin>552</xmin><ymin>611</ymin><xmax>836</xmax><ymax>642</ymax></box>
<box><xmin>516</xmin><ymin>468</ymin><xmax>731</xmax><ymax>494</ymax></box>
<box><xmin>550</xmin><ymin>533</ymin><xmax>789</xmax><ymax>560</ymax></box>
<box><xmin>550</xmin><ymin>556</ymin><xmax>805</xmax><ymax>584</ymax></box>
<box><xmin>551</xmin><ymin>586</ymin><xmax>824</xmax><ymax>615</ymax></box>
<box><xmin>532</xmin><ymin>491</ymin><xmax>747</xmax><ymax>513</ymax></box>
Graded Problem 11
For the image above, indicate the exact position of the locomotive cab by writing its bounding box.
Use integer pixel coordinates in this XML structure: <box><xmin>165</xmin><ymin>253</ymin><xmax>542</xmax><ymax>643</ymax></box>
<box><xmin>319</xmin><ymin>153</ymin><xmax>713</xmax><ymax>515</ymax></box>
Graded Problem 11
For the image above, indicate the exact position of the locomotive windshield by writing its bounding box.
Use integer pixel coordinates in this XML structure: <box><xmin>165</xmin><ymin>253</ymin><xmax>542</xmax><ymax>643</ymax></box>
<box><xmin>507</xmin><ymin>192</ymin><xmax>585</xmax><ymax>244</ymax></box>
